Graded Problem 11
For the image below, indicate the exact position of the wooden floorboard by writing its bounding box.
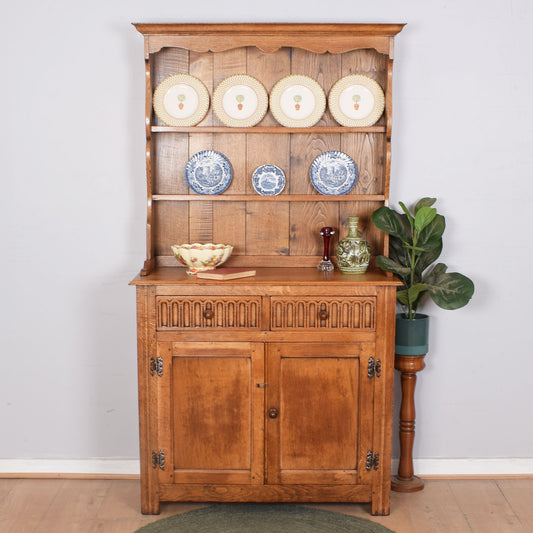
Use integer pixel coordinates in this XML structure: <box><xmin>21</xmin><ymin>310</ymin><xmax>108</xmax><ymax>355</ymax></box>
<box><xmin>0</xmin><ymin>479</ymin><xmax>65</xmax><ymax>533</ymax></box>
<box><xmin>0</xmin><ymin>479</ymin><xmax>532</xmax><ymax>532</ymax></box>
<box><xmin>497</xmin><ymin>479</ymin><xmax>533</xmax><ymax>532</ymax></box>
<box><xmin>449</xmin><ymin>480</ymin><xmax>529</xmax><ymax>533</ymax></box>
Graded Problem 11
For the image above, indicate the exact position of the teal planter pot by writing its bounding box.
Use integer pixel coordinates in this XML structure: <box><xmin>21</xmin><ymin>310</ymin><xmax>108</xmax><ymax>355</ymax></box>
<box><xmin>395</xmin><ymin>313</ymin><xmax>429</xmax><ymax>356</ymax></box>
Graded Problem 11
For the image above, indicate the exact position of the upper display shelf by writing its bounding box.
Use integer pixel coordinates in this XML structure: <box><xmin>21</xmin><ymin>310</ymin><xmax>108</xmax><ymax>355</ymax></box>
<box><xmin>151</xmin><ymin>126</ymin><xmax>387</xmax><ymax>134</ymax></box>
<box><xmin>133</xmin><ymin>23</ymin><xmax>406</xmax><ymax>57</ymax></box>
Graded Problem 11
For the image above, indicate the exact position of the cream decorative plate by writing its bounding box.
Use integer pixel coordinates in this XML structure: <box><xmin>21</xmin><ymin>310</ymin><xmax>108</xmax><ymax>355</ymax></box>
<box><xmin>270</xmin><ymin>75</ymin><xmax>326</xmax><ymax>127</ymax></box>
<box><xmin>328</xmin><ymin>75</ymin><xmax>385</xmax><ymax>127</ymax></box>
<box><xmin>213</xmin><ymin>75</ymin><xmax>268</xmax><ymax>127</ymax></box>
<box><xmin>153</xmin><ymin>74</ymin><xmax>210</xmax><ymax>127</ymax></box>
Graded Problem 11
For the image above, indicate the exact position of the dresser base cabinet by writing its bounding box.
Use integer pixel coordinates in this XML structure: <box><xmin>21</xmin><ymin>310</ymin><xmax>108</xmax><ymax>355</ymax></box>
<box><xmin>132</xmin><ymin>268</ymin><xmax>399</xmax><ymax>515</ymax></box>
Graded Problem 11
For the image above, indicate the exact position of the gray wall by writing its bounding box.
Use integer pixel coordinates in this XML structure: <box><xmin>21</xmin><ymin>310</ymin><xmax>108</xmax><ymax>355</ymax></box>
<box><xmin>1</xmin><ymin>0</ymin><xmax>532</xmax><ymax>471</ymax></box>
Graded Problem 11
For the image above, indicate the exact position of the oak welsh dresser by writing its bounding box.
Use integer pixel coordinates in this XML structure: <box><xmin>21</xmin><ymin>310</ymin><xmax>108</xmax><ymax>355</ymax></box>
<box><xmin>131</xmin><ymin>23</ymin><xmax>404</xmax><ymax>515</ymax></box>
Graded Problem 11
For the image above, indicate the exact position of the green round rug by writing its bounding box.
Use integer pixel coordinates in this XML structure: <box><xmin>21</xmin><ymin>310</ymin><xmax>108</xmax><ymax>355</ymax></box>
<box><xmin>135</xmin><ymin>503</ymin><xmax>395</xmax><ymax>533</ymax></box>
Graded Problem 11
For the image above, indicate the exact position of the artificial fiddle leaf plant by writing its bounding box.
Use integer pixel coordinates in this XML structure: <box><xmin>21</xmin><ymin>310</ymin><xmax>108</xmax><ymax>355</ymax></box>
<box><xmin>371</xmin><ymin>197</ymin><xmax>474</xmax><ymax>319</ymax></box>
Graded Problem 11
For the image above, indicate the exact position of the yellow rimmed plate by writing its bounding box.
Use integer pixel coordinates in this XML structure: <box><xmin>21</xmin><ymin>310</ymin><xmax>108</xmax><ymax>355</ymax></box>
<box><xmin>328</xmin><ymin>75</ymin><xmax>385</xmax><ymax>127</ymax></box>
<box><xmin>213</xmin><ymin>75</ymin><xmax>268</xmax><ymax>127</ymax></box>
<box><xmin>153</xmin><ymin>74</ymin><xmax>210</xmax><ymax>127</ymax></box>
<box><xmin>270</xmin><ymin>75</ymin><xmax>326</xmax><ymax>128</ymax></box>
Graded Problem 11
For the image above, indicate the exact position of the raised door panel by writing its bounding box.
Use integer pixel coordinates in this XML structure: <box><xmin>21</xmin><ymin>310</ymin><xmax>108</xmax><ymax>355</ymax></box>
<box><xmin>266</xmin><ymin>343</ymin><xmax>373</xmax><ymax>485</ymax></box>
<box><xmin>158</xmin><ymin>341</ymin><xmax>264</xmax><ymax>485</ymax></box>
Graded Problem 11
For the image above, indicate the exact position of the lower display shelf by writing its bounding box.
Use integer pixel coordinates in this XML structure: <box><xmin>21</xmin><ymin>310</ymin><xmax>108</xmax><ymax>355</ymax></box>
<box><xmin>151</xmin><ymin>194</ymin><xmax>386</xmax><ymax>202</ymax></box>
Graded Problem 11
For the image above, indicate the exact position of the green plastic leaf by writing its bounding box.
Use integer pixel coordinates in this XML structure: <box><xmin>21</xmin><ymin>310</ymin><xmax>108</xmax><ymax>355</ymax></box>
<box><xmin>371</xmin><ymin>207</ymin><xmax>409</xmax><ymax>241</ymax></box>
<box><xmin>424</xmin><ymin>264</ymin><xmax>475</xmax><ymax>310</ymax></box>
<box><xmin>396</xmin><ymin>289</ymin><xmax>409</xmax><ymax>306</ymax></box>
<box><xmin>396</xmin><ymin>283</ymin><xmax>428</xmax><ymax>314</ymax></box>
<box><xmin>425</xmin><ymin>263</ymin><xmax>447</xmax><ymax>279</ymax></box>
<box><xmin>414</xmin><ymin>197</ymin><xmax>436</xmax><ymax>214</ymax></box>
<box><xmin>413</xmin><ymin>214</ymin><xmax>445</xmax><ymax>276</ymax></box>
<box><xmin>375</xmin><ymin>255</ymin><xmax>411</xmax><ymax>279</ymax></box>
<box><xmin>414</xmin><ymin>237</ymin><xmax>443</xmax><ymax>277</ymax></box>
<box><xmin>414</xmin><ymin>206</ymin><xmax>437</xmax><ymax>233</ymax></box>
<box><xmin>418</xmin><ymin>214</ymin><xmax>445</xmax><ymax>247</ymax></box>
<box><xmin>407</xmin><ymin>283</ymin><xmax>428</xmax><ymax>304</ymax></box>
<box><xmin>398</xmin><ymin>201</ymin><xmax>415</xmax><ymax>230</ymax></box>
<box><xmin>389</xmin><ymin>236</ymin><xmax>410</xmax><ymax>268</ymax></box>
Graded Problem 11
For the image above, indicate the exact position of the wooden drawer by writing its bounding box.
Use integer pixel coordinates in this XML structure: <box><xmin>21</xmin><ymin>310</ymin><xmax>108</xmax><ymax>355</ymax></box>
<box><xmin>270</xmin><ymin>296</ymin><xmax>376</xmax><ymax>330</ymax></box>
<box><xmin>156</xmin><ymin>296</ymin><xmax>262</xmax><ymax>330</ymax></box>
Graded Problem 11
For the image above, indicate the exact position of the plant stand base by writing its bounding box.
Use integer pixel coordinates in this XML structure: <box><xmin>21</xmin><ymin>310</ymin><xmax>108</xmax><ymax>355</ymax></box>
<box><xmin>391</xmin><ymin>474</ymin><xmax>424</xmax><ymax>492</ymax></box>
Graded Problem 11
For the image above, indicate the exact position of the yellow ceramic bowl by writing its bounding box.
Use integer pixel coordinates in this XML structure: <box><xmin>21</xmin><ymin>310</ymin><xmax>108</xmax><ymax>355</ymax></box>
<box><xmin>171</xmin><ymin>243</ymin><xmax>233</xmax><ymax>274</ymax></box>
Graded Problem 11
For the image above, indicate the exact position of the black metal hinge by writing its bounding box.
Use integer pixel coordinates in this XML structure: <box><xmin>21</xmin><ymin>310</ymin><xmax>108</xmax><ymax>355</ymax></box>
<box><xmin>150</xmin><ymin>356</ymin><xmax>163</xmax><ymax>377</ymax></box>
<box><xmin>366</xmin><ymin>450</ymin><xmax>380</xmax><ymax>471</ymax></box>
<box><xmin>152</xmin><ymin>450</ymin><xmax>165</xmax><ymax>470</ymax></box>
<box><xmin>367</xmin><ymin>357</ymin><xmax>381</xmax><ymax>378</ymax></box>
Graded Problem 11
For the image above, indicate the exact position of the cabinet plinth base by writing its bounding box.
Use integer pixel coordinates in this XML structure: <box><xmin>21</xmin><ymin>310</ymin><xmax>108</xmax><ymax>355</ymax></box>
<box><xmin>159</xmin><ymin>482</ymin><xmax>372</xmax><ymax>503</ymax></box>
<box><xmin>391</xmin><ymin>474</ymin><xmax>424</xmax><ymax>492</ymax></box>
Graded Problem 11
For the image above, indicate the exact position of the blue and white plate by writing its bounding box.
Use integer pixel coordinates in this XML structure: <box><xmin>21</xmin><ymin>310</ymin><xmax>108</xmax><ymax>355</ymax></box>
<box><xmin>310</xmin><ymin>151</ymin><xmax>358</xmax><ymax>195</ymax></box>
<box><xmin>185</xmin><ymin>150</ymin><xmax>233</xmax><ymax>195</ymax></box>
<box><xmin>252</xmin><ymin>164</ymin><xmax>286</xmax><ymax>196</ymax></box>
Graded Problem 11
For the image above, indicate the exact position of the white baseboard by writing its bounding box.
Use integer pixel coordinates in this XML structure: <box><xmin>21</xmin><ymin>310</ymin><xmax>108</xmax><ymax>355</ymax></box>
<box><xmin>391</xmin><ymin>458</ymin><xmax>533</xmax><ymax>477</ymax></box>
<box><xmin>1</xmin><ymin>458</ymin><xmax>532</xmax><ymax>477</ymax></box>
<box><xmin>0</xmin><ymin>459</ymin><xmax>140</xmax><ymax>476</ymax></box>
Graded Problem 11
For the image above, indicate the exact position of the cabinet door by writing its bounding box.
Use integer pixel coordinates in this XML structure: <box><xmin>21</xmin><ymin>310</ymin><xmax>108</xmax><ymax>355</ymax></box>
<box><xmin>157</xmin><ymin>342</ymin><xmax>264</xmax><ymax>485</ymax></box>
<box><xmin>265</xmin><ymin>343</ymin><xmax>374</xmax><ymax>485</ymax></box>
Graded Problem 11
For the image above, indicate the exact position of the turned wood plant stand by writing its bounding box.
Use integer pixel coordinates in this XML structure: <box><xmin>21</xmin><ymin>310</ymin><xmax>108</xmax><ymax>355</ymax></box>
<box><xmin>391</xmin><ymin>354</ymin><xmax>425</xmax><ymax>492</ymax></box>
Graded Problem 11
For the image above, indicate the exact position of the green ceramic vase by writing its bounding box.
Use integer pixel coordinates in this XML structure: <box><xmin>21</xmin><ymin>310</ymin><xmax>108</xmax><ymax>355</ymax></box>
<box><xmin>395</xmin><ymin>313</ymin><xmax>429</xmax><ymax>356</ymax></box>
<box><xmin>335</xmin><ymin>216</ymin><xmax>370</xmax><ymax>274</ymax></box>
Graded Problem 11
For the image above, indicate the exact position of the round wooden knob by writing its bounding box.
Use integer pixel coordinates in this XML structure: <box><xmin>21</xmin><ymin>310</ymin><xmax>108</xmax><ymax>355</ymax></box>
<box><xmin>268</xmin><ymin>408</ymin><xmax>279</xmax><ymax>419</ymax></box>
<box><xmin>318</xmin><ymin>309</ymin><xmax>329</xmax><ymax>320</ymax></box>
<box><xmin>203</xmin><ymin>308</ymin><xmax>214</xmax><ymax>319</ymax></box>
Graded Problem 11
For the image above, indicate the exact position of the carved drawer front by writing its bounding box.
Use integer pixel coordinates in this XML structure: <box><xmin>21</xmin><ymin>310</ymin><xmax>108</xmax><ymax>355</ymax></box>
<box><xmin>156</xmin><ymin>296</ymin><xmax>262</xmax><ymax>330</ymax></box>
<box><xmin>270</xmin><ymin>297</ymin><xmax>376</xmax><ymax>330</ymax></box>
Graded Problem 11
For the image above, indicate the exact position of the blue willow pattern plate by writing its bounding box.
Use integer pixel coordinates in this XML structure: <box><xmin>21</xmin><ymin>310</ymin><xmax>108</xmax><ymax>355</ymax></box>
<box><xmin>185</xmin><ymin>150</ymin><xmax>233</xmax><ymax>195</ymax></box>
<box><xmin>252</xmin><ymin>164</ymin><xmax>286</xmax><ymax>196</ymax></box>
<box><xmin>309</xmin><ymin>151</ymin><xmax>358</xmax><ymax>195</ymax></box>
